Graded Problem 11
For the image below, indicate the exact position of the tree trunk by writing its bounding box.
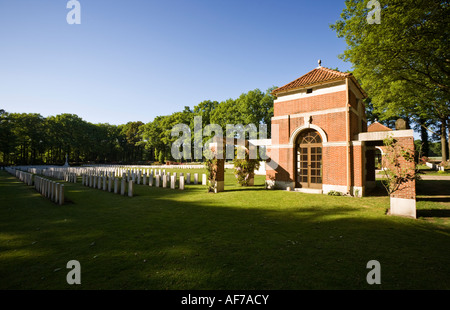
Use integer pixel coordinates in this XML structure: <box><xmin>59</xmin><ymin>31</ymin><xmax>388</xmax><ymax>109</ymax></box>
<box><xmin>420</xmin><ymin>118</ymin><xmax>429</xmax><ymax>157</ymax></box>
<box><xmin>448</xmin><ymin>118</ymin><xmax>450</xmax><ymax>163</ymax></box>
<box><xmin>441</xmin><ymin>119</ymin><xmax>448</xmax><ymax>162</ymax></box>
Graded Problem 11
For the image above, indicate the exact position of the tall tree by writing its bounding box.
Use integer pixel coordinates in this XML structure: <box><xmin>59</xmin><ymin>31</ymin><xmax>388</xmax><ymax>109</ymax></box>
<box><xmin>0</xmin><ymin>110</ymin><xmax>15</xmax><ymax>164</ymax></box>
<box><xmin>331</xmin><ymin>0</ymin><xmax>450</xmax><ymax>160</ymax></box>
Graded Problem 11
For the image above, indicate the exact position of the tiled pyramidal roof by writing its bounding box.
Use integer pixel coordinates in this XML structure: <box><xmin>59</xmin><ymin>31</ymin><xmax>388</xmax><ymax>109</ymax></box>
<box><xmin>367</xmin><ymin>122</ymin><xmax>393</xmax><ymax>132</ymax></box>
<box><xmin>272</xmin><ymin>66</ymin><xmax>352</xmax><ymax>94</ymax></box>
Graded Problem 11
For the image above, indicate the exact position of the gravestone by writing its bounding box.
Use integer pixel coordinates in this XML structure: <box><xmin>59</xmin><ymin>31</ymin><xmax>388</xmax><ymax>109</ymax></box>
<box><xmin>128</xmin><ymin>181</ymin><xmax>133</xmax><ymax>197</ymax></box>
<box><xmin>59</xmin><ymin>184</ymin><xmax>64</xmax><ymax>206</ymax></box>
<box><xmin>194</xmin><ymin>173</ymin><xmax>198</xmax><ymax>185</ymax></box>
<box><xmin>51</xmin><ymin>181</ymin><xmax>55</xmax><ymax>201</ymax></box>
<box><xmin>179</xmin><ymin>176</ymin><xmax>185</xmax><ymax>190</ymax></box>
<box><xmin>149</xmin><ymin>173</ymin><xmax>153</xmax><ymax>186</ymax></box>
<box><xmin>121</xmin><ymin>177</ymin><xmax>126</xmax><ymax>196</ymax></box>
<box><xmin>55</xmin><ymin>183</ymin><xmax>59</xmax><ymax>203</ymax></box>
<box><xmin>170</xmin><ymin>175</ymin><xmax>175</xmax><ymax>189</ymax></box>
<box><xmin>114</xmin><ymin>178</ymin><xmax>119</xmax><ymax>194</ymax></box>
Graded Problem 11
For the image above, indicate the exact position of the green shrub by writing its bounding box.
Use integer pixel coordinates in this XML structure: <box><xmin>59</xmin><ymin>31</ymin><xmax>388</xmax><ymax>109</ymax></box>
<box><xmin>327</xmin><ymin>190</ymin><xmax>342</xmax><ymax>196</ymax></box>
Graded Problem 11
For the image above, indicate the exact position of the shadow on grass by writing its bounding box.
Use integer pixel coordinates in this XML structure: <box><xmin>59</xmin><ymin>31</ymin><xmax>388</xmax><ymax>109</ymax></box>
<box><xmin>416</xmin><ymin>180</ymin><xmax>450</xmax><ymax>196</ymax></box>
<box><xmin>417</xmin><ymin>209</ymin><xmax>450</xmax><ymax>218</ymax></box>
<box><xmin>0</xmin><ymin>171</ymin><xmax>449</xmax><ymax>290</ymax></box>
<box><xmin>417</xmin><ymin>197</ymin><xmax>450</xmax><ymax>203</ymax></box>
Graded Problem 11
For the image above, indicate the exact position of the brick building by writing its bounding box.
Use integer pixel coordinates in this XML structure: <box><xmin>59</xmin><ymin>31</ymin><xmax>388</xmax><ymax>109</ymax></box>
<box><xmin>265</xmin><ymin>64</ymin><xmax>416</xmax><ymax>213</ymax></box>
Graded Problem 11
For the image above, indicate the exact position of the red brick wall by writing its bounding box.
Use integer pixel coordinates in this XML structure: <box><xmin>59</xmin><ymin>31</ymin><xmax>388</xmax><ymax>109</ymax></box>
<box><xmin>323</xmin><ymin>146</ymin><xmax>347</xmax><ymax>186</ymax></box>
<box><xmin>274</xmin><ymin>91</ymin><xmax>346</xmax><ymax>117</ymax></box>
<box><xmin>352</xmin><ymin>145</ymin><xmax>363</xmax><ymax>187</ymax></box>
<box><xmin>350</xmin><ymin>112</ymin><xmax>360</xmax><ymax>140</ymax></box>
<box><xmin>348</xmin><ymin>89</ymin><xmax>357</xmax><ymax>110</ymax></box>
<box><xmin>388</xmin><ymin>137</ymin><xmax>416</xmax><ymax>200</ymax></box>
<box><xmin>271</xmin><ymin>82</ymin><xmax>371</xmax><ymax>192</ymax></box>
<box><xmin>272</xmin><ymin>147</ymin><xmax>293</xmax><ymax>183</ymax></box>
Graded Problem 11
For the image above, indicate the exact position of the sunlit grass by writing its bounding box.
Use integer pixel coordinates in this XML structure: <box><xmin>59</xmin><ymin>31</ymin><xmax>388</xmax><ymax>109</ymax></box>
<box><xmin>0</xmin><ymin>170</ymin><xmax>449</xmax><ymax>290</ymax></box>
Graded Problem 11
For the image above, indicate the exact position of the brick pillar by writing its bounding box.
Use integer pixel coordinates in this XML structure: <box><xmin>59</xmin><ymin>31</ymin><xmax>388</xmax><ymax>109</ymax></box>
<box><xmin>216</xmin><ymin>158</ymin><xmax>225</xmax><ymax>192</ymax></box>
<box><xmin>388</xmin><ymin>136</ymin><xmax>416</xmax><ymax>218</ymax></box>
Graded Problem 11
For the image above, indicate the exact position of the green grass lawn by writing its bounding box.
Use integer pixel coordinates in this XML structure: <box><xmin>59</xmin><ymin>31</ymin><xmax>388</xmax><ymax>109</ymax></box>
<box><xmin>0</xmin><ymin>169</ymin><xmax>449</xmax><ymax>290</ymax></box>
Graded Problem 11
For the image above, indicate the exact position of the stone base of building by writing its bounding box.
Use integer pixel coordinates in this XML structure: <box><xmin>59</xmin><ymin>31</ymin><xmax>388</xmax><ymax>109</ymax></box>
<box><xmin>322</xmin><ymin>184</ymin><xmax>364</xmax><ymax>197</ymax></box>
<box><xmin>267</xmin><ymin>181</ymin><xmax>364</xmax><ymax>197</ymax></box>
<box><xmin>294</xmin><ymin>188</ymin><xmax>323</xmax><ymax>194</ymax></box>
<box><xmin>267</xmin><ymin>180</ymin><xmax>294</xmax><ymax>191</ymax></box>
<box><xmin>388</xmin><ymin>197</ymin><xmax>416</xmax><ymax>219</ymax></box>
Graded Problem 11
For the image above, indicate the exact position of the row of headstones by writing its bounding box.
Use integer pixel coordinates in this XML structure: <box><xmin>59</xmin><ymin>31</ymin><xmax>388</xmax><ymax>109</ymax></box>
<box><xmin>82</xmin><ymin>167</ymin><xmax>215</xmax><ymax>184</ymax></box>
<box><xmin>34</xmin><ymin>176</ymin><xmax>64</xmax><ymax>205</ymax></box>
<box><xmin>6</xmin><ymin>168</ymin><xmax>34</xmax><ymax>186</ymax></box>
<box><xmin>81</xmin><ymin>173</ymin><xmax>134</xmax><ymax>197</ymax></box>
<box><xmin>426</xmin><ymin>162</ymin><xmax>447</xmax><ymax>171</ymax></box>
<box><xmin>40</xmin><ymin>168</ymin><xmax>77</xmax><ymax>183</ymax></box>
<box><xmin>5</xmin><ymin>168</ymin><xmax>64</xmax><ymax>205</ymax></box>
<box><xmin>130</xmin><ymin>171</ymin><xmax>207</xmax><ymax>188</ymax></box>
<box><xmin>80</xmin><ymin>172</ymin><xmax>209</xmax><ymax>193</ymax></box>
<box><xmin>85</xmin><ymin>164</ymin><xmax>208</xmax><ymax>170</ymax></box>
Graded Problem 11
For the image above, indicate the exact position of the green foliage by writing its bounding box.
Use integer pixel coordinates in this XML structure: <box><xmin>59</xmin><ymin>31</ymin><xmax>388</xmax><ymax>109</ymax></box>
<box><xmin>140</xmin><ymin>87</ymin><xmax>275</xmax><ymax>162</ymax></box>
<box><xmin>204</xmin><ymin>158</ymin><xmax>219</xmax><ymax>193</ymax></box>
<box><xmin>158</xmin><ymin>149</ymin><xmax>165</xmax><ymax>164</ymax></box>
<box><xmin>2</xmin><ymin>87</ymin><xmax>275</xmax><ymax>165</ymax></box>
<box><xmin>331</xmin><ymin>0</ymin><xmax>450</xmax><ymax>158</ymax></box>
<box><xmin>233</xmin><ymin>148</ymin><xmax>260</xmax><ymax>186</ymax></box>
<box><xmin>327</xmin><ymin>190</ymin><xmax>343</xmax><ymax>196</ymax></box>
<box><xmin>381</xmin><ymin>135</ymin><xmax>416</xmax><ymax>195</ymax></box>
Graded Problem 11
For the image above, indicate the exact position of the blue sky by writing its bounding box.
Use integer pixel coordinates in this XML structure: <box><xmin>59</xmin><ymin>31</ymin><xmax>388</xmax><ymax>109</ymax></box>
<box><xmin>0</xmin><ymin>0</ymin><xmax>352</xmax><ymax>125</ymax></box>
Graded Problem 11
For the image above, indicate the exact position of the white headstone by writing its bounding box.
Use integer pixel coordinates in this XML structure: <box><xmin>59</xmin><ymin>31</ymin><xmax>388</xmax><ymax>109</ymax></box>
<box><xmin>179</xmin><ymin>176</ymin><xmax>185</xmax><ymax>190</ymax></box>
<box><xmin>59</xmin><ymin>184</ymin><xmax>64</xmax><ymax>205</ymax></box>
<box><xmin>170</xmin><ymin>175</ymin><xmax>176</xmax><ymax>189</ymax></box>
<box><xmin>194</xmin><ymin>173</ymin><xmax>198</xmax><ymax>185</ymax></box>
<box><xmin>114</xmin><ymin>178</ymin><xmax>119</xmax><ymax>194</ymax></box>
<box><xmin>202</xmin><ymin>174</ymin><xmax>207</xmax><ymax>185</ymax></box>
<box><xmin>121</xmin><ymin>178</ymin><xmax>126</xmax><ymax>196</ymax></box>
<box><xmin>149</xmin><ymin>173</ymin><xmax>153</xmax><ymax>186</ymax></box>
<box><xmin>128</xmin><ymin>181</ymin><xmax>133</xmax><ymax>197</ymax></box>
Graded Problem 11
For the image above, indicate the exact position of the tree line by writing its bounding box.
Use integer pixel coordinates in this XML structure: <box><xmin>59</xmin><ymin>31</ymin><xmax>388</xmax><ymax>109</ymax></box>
<box><xmin>0</xmin><ymin>88</ymin><xmax>275</xmax><ymax>165</ymax></box>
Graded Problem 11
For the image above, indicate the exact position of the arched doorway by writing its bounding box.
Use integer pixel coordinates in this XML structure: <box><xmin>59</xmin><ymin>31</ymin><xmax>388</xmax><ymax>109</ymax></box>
<box><xmin>295</xmin><ymin>129</ymin><xmax>323</xmax><ymax>189</ymax></box>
